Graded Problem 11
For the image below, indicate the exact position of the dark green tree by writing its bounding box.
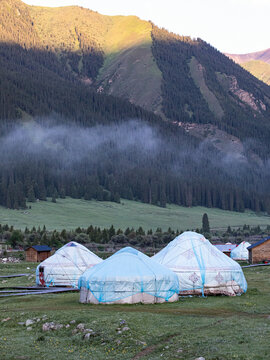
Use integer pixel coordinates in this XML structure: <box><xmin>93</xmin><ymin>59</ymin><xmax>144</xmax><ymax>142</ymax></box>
<box><xmin>202</xmin><ymin>213</ymin><xmax>210</xmax><ymax>233</ymax></box>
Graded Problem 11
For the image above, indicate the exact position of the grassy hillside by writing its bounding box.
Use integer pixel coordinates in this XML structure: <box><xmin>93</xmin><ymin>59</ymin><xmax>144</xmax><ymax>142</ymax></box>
<box><xmin>242</xmin><ymin>60</ymin><xmax>270</xmax><ymax>85</ymax></box>
<box><xmin>96</xmin><ymin>16</ymin><xmax>162</xmax><ymax>113</ymax></box>
<box><xmin>27</xmin><ymin>3</ymin><xmax>163</xmax><ymax>113</ymax></box>
<box><xmin>0</xmin><ymin>263</ymin><xmax>269</xmax><ymax>359</ymax></box>
<box><xmin>1</xmin><ymin>198</ymin><xmax>270</xmax><ymax>231</ymax></box>
<box><xmin>225</xmin><ymin>49</ymin><xmax>270</xmax><ymax>85</ymax></box>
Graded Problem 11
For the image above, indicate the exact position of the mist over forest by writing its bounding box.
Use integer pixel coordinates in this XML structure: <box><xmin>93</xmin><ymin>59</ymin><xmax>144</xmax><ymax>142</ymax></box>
<box><xmin>0</xmin><ymin>118</ymin><xmax>270</xmax><ymax>213</ymax></box>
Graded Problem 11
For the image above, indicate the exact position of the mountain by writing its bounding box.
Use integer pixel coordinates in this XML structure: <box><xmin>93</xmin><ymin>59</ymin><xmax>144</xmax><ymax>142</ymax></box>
<box><xmin>1</xmin><ymin>0</ymin><xmax>270</xmax><ymax>213</ymax></box>
<box><xmin>226</xmin><ymin>48</ymin><xmax>270</xmax><ymax>85</ymax></box>
<box><xmin>226</xmin><ymin>48</ymin><xmax>270</xmax><ymax>65</ymax></box>
<box><xmin>0</xmin><ymin>0</ymin><xmax>160</xmax><ymax>125</ymax></box>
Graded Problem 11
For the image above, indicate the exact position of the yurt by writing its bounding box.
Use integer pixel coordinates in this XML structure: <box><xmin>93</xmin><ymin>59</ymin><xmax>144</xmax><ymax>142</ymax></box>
<box><xmin>152</xmin><ymin>231</ymin><xmax>247</xmax><ymax>296</ymax></box>
<box><xmin>230</xmin><ymin>241</ymin><xmax>251</xmax><ymax>261</ymax></box>
<box><xmin>78</xmin><ymin>247</ymin><xmax>179</xmax><ymax>304</ymax></box>
<box><xmin>36</xmin><ymin>241</ymin><xmax>102</xmax><ymax>287</ymax></box>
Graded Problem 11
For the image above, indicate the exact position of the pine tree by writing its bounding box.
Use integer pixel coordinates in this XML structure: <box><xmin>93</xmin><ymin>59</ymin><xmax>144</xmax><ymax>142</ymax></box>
<box><xmin>202</xmin><ymin>213</ymin><xmax>210</xmax><ymax>233</ymax></box>
<box><xmin>27</xmin><ymin>185</ymin><xmax>36</xmax><ymax>202</ymax></box>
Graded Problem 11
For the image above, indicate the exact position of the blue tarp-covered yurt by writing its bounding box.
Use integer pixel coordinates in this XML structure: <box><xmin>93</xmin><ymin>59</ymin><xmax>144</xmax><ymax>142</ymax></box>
<box><xmin>230</xmin><ymin>241</ymin><xmax>251</xmax><ymax>260</ymax></box>
<box><xmin>36</xmin><ymin>241</ymin><xmax>102</xmax><ymax>287</ymax></box>
<box><xmin>78</xmin><ymin>247</ymin><xmax>179</xmax><ymax>304</ymax></box>
<box><xmin>152</xmin><ymin>231</ymin><xmax>247</xmax><ymax>296</ymax></box>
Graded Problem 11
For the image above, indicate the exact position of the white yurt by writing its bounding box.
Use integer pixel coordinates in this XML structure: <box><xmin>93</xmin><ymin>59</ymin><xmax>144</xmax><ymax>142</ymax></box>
<box><xmin>78</xmin><ymin>247</ymin><xmax>179</xmax><ymax>304</ymax></box>
<box><xmin>152</xmin><ymin>231</ymin><xmax>247</xmax><ymax>296</ymax></box>
<box><xmin>230</xmin><ymin>241</ymin><xmax>251</xmax><ymax>260</ymax></box>
<box><xmin>36</xmin><ymin>241</ymin><xmax>102</xmax><ymax>287</ymax></box>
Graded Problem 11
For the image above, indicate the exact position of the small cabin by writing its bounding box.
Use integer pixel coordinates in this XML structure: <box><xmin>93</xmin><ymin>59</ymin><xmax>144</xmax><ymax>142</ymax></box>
<box><xmin>214</xmin><ymin>244</ymin><xmax>237</xmax><ymax>257</ymax></box>
<box><xmin>248</xmin><ymin>237</ymin><xmax>270</xmax><ymax>264</ymax></box>
<box><xmin>26</xmin><ymin>245</ymin><xmax>51</xmax><ymax>262</ymax></box>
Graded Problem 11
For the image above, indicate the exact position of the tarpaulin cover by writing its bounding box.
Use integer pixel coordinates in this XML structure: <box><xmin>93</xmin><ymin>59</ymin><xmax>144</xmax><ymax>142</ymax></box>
<box><xmin>230</xmin><ymin>241</ymin><xmax>251</xmax><ymax>260</ymax></box>
<box><xmin>152</xmin><ymin>231</ymin><xmax>247</xmax><ymax>296</ymax></box>
<box><xmin>36</xmin><ymin>241</ymin><xmax>102</xmax><ymax>287</ymax></box>
<box><xmin>78</xmin><ymin>247</ymin><xmax>179</xmax><ymax>303</ymax></box>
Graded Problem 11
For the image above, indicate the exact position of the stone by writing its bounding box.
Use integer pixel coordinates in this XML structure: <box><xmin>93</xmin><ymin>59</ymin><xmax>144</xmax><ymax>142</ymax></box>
<box><xmin>25</xmin><ymin>319</ymin><xmax>34</xmax><ymax>326</ymax></box>
<box><xmin>84</xmin><ymin>333</ymin><xmax>93</xmax><ymax>340</ymax></box>
<box><xmin>42</xmin><ymin>322</ymin><xmax>55</xmax><ymax>331</ymax></box>
<box><xmin>77</xmin><ymin>323</ymin><xmax>85</xmax><ymax>330</ymax></box>
<box><xmin>122</xmin><ymin>326</ymin><xmax>130</xmax><ymax>332</ymax></box>
<box><xmin>83</xmin><ymin>328</ymin><xmax>94</xmax><ymax>333</ymax></box>
<box><xmin>177</xmin><ymin>348</ymin><xmax>183</xmax><ymax>353</ymax></box>
<box><xmin>18</xmin><ymin>322</ymin><xmax>25</xmax><ymax>325</ymax></box>
<box><xmin>54</xmin><ymin>324</ymin><xmax>63</xmax><ymax>330</ymax></box>
<box><xmin>27</xmin><ymin>327</ymin><xmax>32</xmax><ymax>331</ymax></box>
<box><xmin>2</xmin><ymin>317</ymin><xmax>11</xmax><ymax>322</ymax></box>
<box><xmin>119</xmin><ymin>320</ymin><xmax>126</xmax><ymax>325</ymax></box>
<box><xmin>135</xmin><ymin>340</ymin><xmax>146</xmax><ymax>346</ymax></box>
<box><xmin>72</xmin><ymin>329</ymin><xmax>78</xmax><ymax>335</ymax></box>
<box><xmin>65</xmin><ymin>324</ymin><xmax>70</xmax><ymax>328</ymax></box>
<box><xmin>42</xmin><ymin>323</ymin><xmax>51</xmax><ymax>331</ymax></box>
<box><xmin>36</xmin><ymin>319</ymin><xmax>40</xmax><ymax>322</ymax></box>
<box><xmin>195</xmin><ymin>357</ymin><xmax>205</xmax><ymax>360</ymax></box>
<box><xmin>70</xmin><ymin>320</ymin><xmax>76</xmax><ymax>324</ymax></box>
<box><xmin>116</xmin><ymin>340</ymin><xmax>121</xmax><ymax>345</ymax></box>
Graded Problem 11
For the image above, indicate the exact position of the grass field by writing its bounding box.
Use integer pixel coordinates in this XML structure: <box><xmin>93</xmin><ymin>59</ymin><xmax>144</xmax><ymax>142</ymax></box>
<box><xmin>1</xmin><ymin>198</ymin><xmax>270</xmax><ymax>231</ymax></box>
<box><xmin>242</xmin><ymin>60</ymin><xmax>270</xmax><ymax>86</ymax></box>
<box><xmin>0</xmin><ymin>262</ymin><xmax>269</xmax><ymax>359</ymax></box>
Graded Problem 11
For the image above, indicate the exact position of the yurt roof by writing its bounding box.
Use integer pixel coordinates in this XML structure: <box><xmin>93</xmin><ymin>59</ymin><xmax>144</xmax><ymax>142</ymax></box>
<box><xmin>39</xmin><ymin>241</ymin><xmax>102</xmax><ymax>266</ymax></box>
<box><xmin>81</xmin><ymin>246</ymin><xmax>178</xmax><ymax>281</ymax></box>
<box><xmin>152</xmin><ymin>231</ymin><xmax>241</xmax><ymax>271</ymax></box>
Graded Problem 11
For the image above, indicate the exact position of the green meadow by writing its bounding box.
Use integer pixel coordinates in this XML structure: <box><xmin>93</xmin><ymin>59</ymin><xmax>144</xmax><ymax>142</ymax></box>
<box><xmin>1</xmin><ymin>198</ymin><xmax>270</xmax><ymax>231</ymax></box>
<box><xmin>0</xmin><ymin>262</ymin><xmax>269</xmax><ymax>359</ymax></box>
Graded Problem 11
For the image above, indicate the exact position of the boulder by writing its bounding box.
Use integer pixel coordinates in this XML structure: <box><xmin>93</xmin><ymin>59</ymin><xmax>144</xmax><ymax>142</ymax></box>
<box><xmin>25</xmin><ymin>319</ymin><xmax>34</xmax><ymax>327</ymax></box>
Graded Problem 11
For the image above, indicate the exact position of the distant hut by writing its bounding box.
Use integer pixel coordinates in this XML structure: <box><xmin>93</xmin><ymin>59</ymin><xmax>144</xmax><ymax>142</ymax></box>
<box><xmin>26</xmin><ymin>245</ymin><xmax>51</xmax><ymax>262</ymax></box>
<box><xmin>230</xmin><ymin>241</ymin><xmax>251</xmax><ymax>261</ymax></box>
<box><xmin>248</xmin><ymin>237</ymin><xmax>270</xmax><ymax>264</ymax></box>
<box><xmin>214</xmin><ymin>244</ymin><xmax>237</xmax><ymax>257</ymax></box>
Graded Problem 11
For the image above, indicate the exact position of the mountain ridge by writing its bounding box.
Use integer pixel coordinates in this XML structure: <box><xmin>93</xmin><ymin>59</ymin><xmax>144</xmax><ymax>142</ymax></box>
<box><xmin>1</xmin><ymin>0</ymin><xmax>270</xmax><ymax>213</ymax></box>
<box><xmin>225</xmin><ymin>48</ymin><xmax>270</xmax><ymax>85</ymax></box>
<box><xmin>225</xmin><ymin>48</ymin><xmax>270</xmax><ymax>65</ymax></box>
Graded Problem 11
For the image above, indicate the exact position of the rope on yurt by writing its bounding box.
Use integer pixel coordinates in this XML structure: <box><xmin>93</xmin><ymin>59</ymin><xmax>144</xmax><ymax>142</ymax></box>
<box><xmin>191</xmin><ymin>239</ymin><xmax>206</xmax><ymax>297</ymax></box>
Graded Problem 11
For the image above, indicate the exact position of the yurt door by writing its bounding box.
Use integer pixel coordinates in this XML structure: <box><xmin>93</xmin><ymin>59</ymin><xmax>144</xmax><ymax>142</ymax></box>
<box><xmin>39</xmin><ymin>266</ymin><xmax>45</xmax><ymax>286</ymax></box>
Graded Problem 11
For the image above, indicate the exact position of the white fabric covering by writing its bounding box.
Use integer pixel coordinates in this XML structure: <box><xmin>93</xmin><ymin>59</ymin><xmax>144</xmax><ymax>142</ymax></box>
<box><xmin>78</xmin><ymin>247</ymin><xmax>179</xmax><ymax>304</ymax></box>
<box><xmin>230</xmin><ymin>241</ymin><xmax>251</xmax><ymax>260</ymax></box>
<box><xmin>152</xmin><ymin>231</ymin><xmax>247</xmax><ymax>296</ymax></box>
<box><xmin>36</xmin><ymin>241</ymin><xmax>102</xmax><ymax>287</ymax></box>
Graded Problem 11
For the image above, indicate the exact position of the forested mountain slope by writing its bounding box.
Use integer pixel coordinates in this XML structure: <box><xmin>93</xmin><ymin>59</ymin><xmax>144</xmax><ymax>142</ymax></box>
<box><xmin>1</xmin><ymin>0</ymin><xmax>270</xmax><ymax>213</ymax></box>
<box><xmin>151</xmin><ymin>27</ymin><xmax>270</xmax><ymax>156</ymax></box>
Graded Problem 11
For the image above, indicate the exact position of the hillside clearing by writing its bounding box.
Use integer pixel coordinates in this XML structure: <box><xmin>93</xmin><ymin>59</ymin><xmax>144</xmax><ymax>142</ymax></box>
<box><xmin>1</xmin><ymin>198</ymin><xmax>270</xmax><ymax>231</ymax></box>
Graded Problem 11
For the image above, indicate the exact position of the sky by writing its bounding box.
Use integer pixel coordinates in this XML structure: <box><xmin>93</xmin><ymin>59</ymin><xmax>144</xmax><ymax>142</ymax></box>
<box><xmin>23</xmin><ymin>0</ymin><xmax>270</xmax><ymax>54</ymax></box>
